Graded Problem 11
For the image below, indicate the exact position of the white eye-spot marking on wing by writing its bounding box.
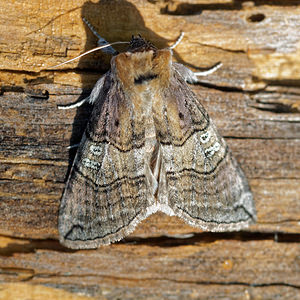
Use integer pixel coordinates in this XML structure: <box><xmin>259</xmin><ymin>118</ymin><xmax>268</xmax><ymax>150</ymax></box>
<box><xmin>200</xmin><ymin>131</ymin><xmax>211</xmax><ymax>144</ymax></box>
<box><xmin>90</xmin><ymin>145</ymin><xmax>103</xmax><ymax>156</ymax></box>
<box><xmin>82</xmin><ymin>158</ymin><xmax>101</xmax><ymax>170</ymax></box>
<box><xmin>205</xmin><ymin>142</ymin><xmax>220</xmax><ymax>158</ymax></box>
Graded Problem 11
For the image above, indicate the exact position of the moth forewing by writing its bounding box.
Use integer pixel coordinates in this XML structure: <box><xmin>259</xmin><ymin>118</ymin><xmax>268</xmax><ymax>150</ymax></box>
<box><xmin>58</xmin><ymin>36</ymin><xmax>256</xmax><ymax>249</ymax></box>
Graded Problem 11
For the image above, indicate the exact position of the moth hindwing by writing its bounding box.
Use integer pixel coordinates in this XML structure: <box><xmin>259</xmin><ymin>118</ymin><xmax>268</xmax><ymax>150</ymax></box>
<box><xmin>58</xmin><ymin>36</ymin><xmax>256</xmax><ymax>249</ymax></box>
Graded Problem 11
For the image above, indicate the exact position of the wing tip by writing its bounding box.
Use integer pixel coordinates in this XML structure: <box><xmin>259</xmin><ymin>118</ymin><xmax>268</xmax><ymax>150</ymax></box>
<box><xmin>58</xmin><ymin>203</ymin><xmax>166</xmax><ymax>249</ymax></box>
<box><xmin>58</xmin><ymin>198</ymin><xmax>256</xmax><ymax>249</ymax></box>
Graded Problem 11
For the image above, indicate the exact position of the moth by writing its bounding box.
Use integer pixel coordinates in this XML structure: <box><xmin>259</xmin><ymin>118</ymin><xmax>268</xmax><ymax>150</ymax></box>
<box><xmin>58</xmin><ymin>21</ymin><xmax>256</xmax><ymax>249</ymax></box>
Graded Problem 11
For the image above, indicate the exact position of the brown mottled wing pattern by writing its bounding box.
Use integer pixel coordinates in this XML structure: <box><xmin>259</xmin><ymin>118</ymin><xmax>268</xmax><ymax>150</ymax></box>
<box><xmin>58</xmin><ymin>73</ymin><xmax>154</xmax><ymax>248</ymax></box>
<box><xmin>155</xmin><ymin>65</ymin><xmax>256</xmax><ymax>230</ymax></box>
<box><xmin>58</xmin><ymin>43</ymin><xmax>256</xmax><ymax>249</ymax></box>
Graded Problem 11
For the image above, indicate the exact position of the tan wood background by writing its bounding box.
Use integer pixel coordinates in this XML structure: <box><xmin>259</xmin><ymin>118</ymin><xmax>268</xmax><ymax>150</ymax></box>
<box><xmin>0</xmin><ymin>0</ymin><xmax>299</xmax><ymax>299</ymax></box>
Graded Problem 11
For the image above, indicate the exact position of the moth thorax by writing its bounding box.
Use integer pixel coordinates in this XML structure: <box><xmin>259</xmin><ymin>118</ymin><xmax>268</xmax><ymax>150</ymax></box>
<box><xmin>114</xmin><ymin>50</ymin><xmax>172</xmax><ymax>90</ymax></box>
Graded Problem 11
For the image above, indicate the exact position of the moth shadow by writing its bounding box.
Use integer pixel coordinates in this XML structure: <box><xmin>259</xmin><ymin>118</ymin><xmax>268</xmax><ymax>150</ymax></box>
<box><xmin>65</xmin><ymin>0</ymin><xmax>189</xmax><ymax>176</ymax></box>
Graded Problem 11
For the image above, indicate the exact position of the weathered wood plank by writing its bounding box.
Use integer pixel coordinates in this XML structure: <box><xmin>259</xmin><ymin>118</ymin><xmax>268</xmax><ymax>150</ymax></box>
<box><xmin>0</xmin><ymin>177</ymin><xmax>299</xmax><ymax>238</ymax></box>
<box><xmin>1</xmin><ymin>84</ymin><xmax>299</xmax><ymax>238</ymax></box>
<box><xmin>1</xmin><ymin>1</ymin><xmax>300</xmax><ymax>88</ymax></box>
<box><xmin>0</xmin><ymin>237</ymin><xmax>299</xmax><ymax>299</ymax></box>
<box><xmin>0</xmin><ymin>282</ymin><xmax>298</xmax><ymax>300</ymax></box>
<box><xmin>0</xmin><ymin>88</ymin><xmax>299</xmax><ymax>238</ymax></box>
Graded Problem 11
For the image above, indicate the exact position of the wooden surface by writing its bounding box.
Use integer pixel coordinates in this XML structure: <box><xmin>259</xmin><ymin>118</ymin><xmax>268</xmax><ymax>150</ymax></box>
<box><xmin>0</xmin><ymin>0</ymin><xmax>300</xmax><ymax>299</ymax></box>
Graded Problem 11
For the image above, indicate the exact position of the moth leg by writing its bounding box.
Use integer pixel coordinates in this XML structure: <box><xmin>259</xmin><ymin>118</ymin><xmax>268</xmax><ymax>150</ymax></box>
<box><xmin>194</xmin><ymin>62</ymin><xmax>223</xmax><ymax>77</ymax></box>
<box><xmin>169</xmin><ymin>32</ymin><xmax>185</xmax><ymax>49</ymax></box>
<box><xmin>58</xmin><ymin>74</ymin><xmax>106</xmax><ymax>109</ymax></box>
<box><xmin>174</xmin><ymin>62</ymin><xmax>222</xmax><ymax>83</ymax></box>
<box><xmin>83</xmin><ymin>17</ymin><xmax>117</xmax><ymax>55</ymax></box>
<box><xmin>67</xmin><ymin>144</ymin><xmax>80</xmax><ymax>149</ymax></box>
<box><xmin>57</xmin><ymin>96</ymin><xmax>90</xmax><ymax>110</ymax></box>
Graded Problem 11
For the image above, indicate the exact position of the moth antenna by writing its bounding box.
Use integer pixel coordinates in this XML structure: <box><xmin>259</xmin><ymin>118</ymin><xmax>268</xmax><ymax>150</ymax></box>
<box><xmin>82</xmin><ymin>17</ymin><xmax>103</xmax><ymax>42</ymax></box>
<box><xmin>82</xmin><ymin>17</ymin><xmax>117</xmax><ymax>55</ymax></box>
<box><xmin>194</xmin><ymin>62</ymin><xmax>223</xmax><ymax>76</ymax></box>
<box><xmin>169</xmin><ymin>32</ymin><xmax>185</xmax><ymax>50</ymax></box>
<box><xmin>46</xmin><ymin>41</ymin><xmax>129</xmax><ymax>69</ymax></box>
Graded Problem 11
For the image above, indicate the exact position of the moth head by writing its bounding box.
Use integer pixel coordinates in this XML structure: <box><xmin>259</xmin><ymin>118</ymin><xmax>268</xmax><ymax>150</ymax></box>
<box><xmin>126</xmin><ymin>35</ymin><xmax>157</xmax><ymax>54</ymax></box>
<box><xmin>112</xmin><ymin>35</ymin><xmax>172</xmax><ymax>91</ymax></box>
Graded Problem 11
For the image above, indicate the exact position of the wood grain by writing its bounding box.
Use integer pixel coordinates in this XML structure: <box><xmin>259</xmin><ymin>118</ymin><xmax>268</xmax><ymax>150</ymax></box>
<box><xmin>0</xmin><ymin>0</ymin><xmax>299</xmax><ymax>299</ymax></box>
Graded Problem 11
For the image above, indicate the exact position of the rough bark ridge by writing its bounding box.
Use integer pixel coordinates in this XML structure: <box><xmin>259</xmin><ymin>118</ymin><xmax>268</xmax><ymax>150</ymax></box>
<box><xmin>0</xmin><ymin>0</ymin><xmax>299</xmax><ymax>299</ymax></box>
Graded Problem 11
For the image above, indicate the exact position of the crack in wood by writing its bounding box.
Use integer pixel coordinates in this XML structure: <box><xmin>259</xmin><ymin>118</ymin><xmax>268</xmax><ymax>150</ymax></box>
<box><xmin>14</xmin><ymin>272</ymin><xmax>300</xmax><ymax>289</ymax></box>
